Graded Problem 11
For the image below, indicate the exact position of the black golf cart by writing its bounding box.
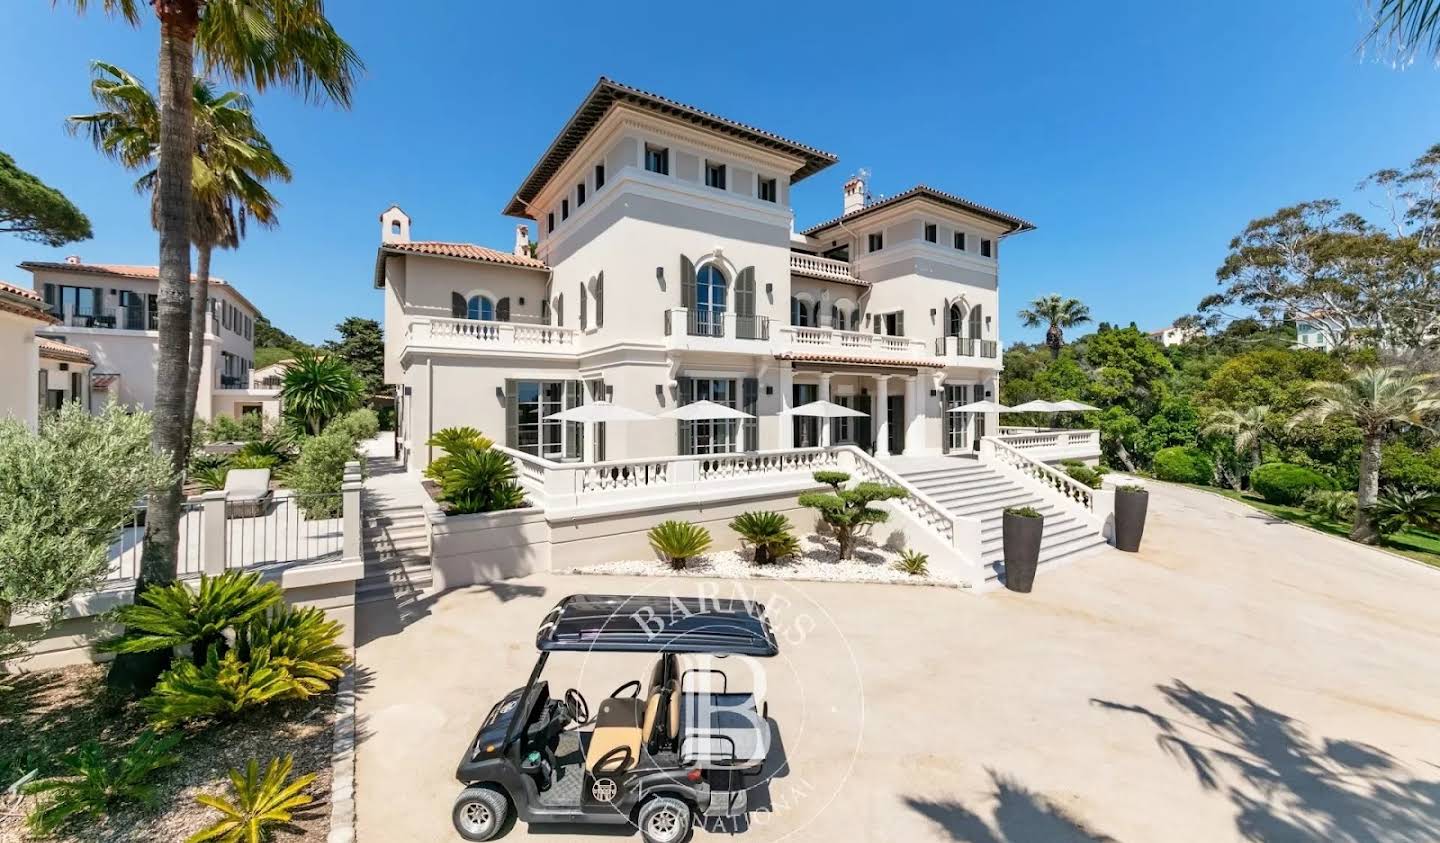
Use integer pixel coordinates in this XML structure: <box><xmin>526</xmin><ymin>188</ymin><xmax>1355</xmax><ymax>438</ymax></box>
<box><xmin>452</xmin><ymin>594</ymin><xmax>778</xmax><ymax>843</ymax></box>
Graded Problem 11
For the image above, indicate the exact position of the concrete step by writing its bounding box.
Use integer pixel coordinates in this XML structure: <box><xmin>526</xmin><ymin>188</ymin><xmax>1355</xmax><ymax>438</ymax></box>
<box><xmin>924</xmin><ymin>479</ymin><xmax>1022</xmax><ymax>506</ymax></box>
<box><xmin>981</xmin><ymin>519</ymin><xmax>1094</xmax><ymax>557</ymax></box>
<box><xmin>981</xmin><ymin>533</ymin><xmax>1110</xmax><ymax>583</ymax></box>
<box><xmin>949</xmin><ymin>490</ymin><xmax>1045</xmax><ymax>516</ymax></box>
<box><xmin>898</xmin><ymin>466</ymin><xmax>998</xmax><ymax>485</ymax></box>
<box><xmin>363</xmin><ymin>526</ymin><xmax>429</xmax><ymax>544</ymax></box>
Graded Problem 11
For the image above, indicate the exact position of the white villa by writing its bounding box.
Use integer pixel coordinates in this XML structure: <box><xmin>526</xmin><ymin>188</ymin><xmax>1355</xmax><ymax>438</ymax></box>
<box><xmin>376</xmin><ymin>78</ymin><xmax>1110</xmax><ymax>587</ymax></box>
<box><xmin>18</xmin><ymin>258</ymin><xmax>281</xmax><ymax>421</ymax></box>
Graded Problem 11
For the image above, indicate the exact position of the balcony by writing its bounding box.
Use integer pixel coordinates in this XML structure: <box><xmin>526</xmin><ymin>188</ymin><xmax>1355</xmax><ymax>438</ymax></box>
<box><xmin>934</xmin><ymin>336</ymin><xmax>999</xmax><ymax>360</ymax></box>
<box><xmin>779</xmin><ymin>325</ymin><xmax>929</xmax><ymax>357</ymax></box>
<box><xmin>663</xmin><ymin>309</ymin><xmax>770</xmax><ymax>347</ymax></box>
<box><xmin>995</xmin><ymin>428</ymin><xmax>1101</xmax><ymax>463</ymax></box>
<box><xmin>789</xmin><ymin>253</ymin><xmax>863</xmax><ymax>285</ymax></box>
<box><xmin>52</xmin><ymin>304</ymin><xmax>220</xmax><ymax>334</ymax></box>
<box><xmin>405</xmin><ymin>316</ymin><xmax>577</xmax><ymax>356</ymax></box>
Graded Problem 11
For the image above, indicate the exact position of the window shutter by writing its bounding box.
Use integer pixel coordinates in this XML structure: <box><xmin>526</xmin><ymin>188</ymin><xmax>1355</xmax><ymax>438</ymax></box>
<box><xmin>811</xmin><ymin>301</ymin><xmax>821</xmax><ymax>326</ymax></box>
<box><xmin>735</xmin><ymin>267</ymin><xmax>755</xmax><ymax>317</ymax></box>
<box><xmin>595</xmin><ymin>276</ymin><xmax>604</xmax><ymax>328</ymax></box>
<box><xmin>556</xmin><ymin>293</ymin><xmax>564</xmax><ymax>327</ymax></box>
<box><xmin>680</xmin><ymin>255</ymin><xmax>696</xmax><ymax>309</ymax></box>
<box><xmin>42</xmin><ymin>283</ymin><xmax>55</xmax><ymax>311</ymax></box>
<box><xmin>677</xmin><ymin>377</ymin><xmax>695</xmax><ymax>455</ymax></box>
<box><xmin>38</xmin><ymin>368</ymin><xmax>48</xmax><ymax>408</ymax></box>
<box><xmin>496</xmin><ymin>297</ymin><xmax>511</xmax><ymax>322</ymax></box>
<box><xmin>565</xmin><ymin>381</ymin><xmax>583</xmax><ymax>460</ymax></box>
<box><xmin>897</xmin><ymin>312</ymin><xmax>906</xmax><ymax>336</ymax></box>
<box><xmin>742</xmin><ymin>377</ymin><xmax>758</xmax><ymax>451</ymax></box>
<box><xmin>451</xmin><ymin>292</ymin><xmax>465</xmax><ymax>318</ymax></box>
<box><xmin>579</xmin><ymin>282</ymin><xmax>587</xmax><ymax>329</ymax></box>
<box><xmin>857</xmin><ymin>393</ymin><xmax>872</xmax><ymax>452</ymax></box>
<box><xmin>969</xmin><ymin>305</ymin><xmax>982</xmax><ymax>340</ymax></box>
<box><xmin>504</xmin><ymin>379</ymin><xmax>519</xmax><ymax>449</ymax></box>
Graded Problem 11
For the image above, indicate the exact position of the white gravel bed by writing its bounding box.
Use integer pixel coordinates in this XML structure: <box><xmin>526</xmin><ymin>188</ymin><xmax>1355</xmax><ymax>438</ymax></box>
<box><xmin>564</xmin><ymin>532</ymin><xmax>960</xmax><ymax>587</ymax></box>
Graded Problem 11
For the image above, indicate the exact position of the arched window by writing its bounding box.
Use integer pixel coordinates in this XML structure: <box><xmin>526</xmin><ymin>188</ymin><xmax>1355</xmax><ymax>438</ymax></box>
<box><xmin>791</xmin><ymin>296</ymin><xmax>812</xmax><ymax>326</ymax></box>
<box><xmin>695</xmin><ymin>266</ymin><xmax>726</xmax><ymax>313</ymax></box>
<box><xmin>849</xmin><ymin>308</ymin><xmax>861</xmax><ymax>331</ymax></box>
<box><xmin>968</xmin><ymin>304</ymin><xmax>982</xmax><ymax>339</ymax></box>
<box><xmin>467</xmin><ymin>295</ymin><xmax>494</xmax><ymax>321</ymax></box>
<box><xmin>831</xmin><ymin>304</ymin><xmax>843</xmax><ymax>329</ymax></box>
<box><xmin>947</xmin><ymin>303</ymin><xmax>964</xmax><ymax>337</ymax></box>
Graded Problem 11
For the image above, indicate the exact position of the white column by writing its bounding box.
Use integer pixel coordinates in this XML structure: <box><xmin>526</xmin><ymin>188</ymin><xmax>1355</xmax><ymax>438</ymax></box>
<box><xmin>903</xmin><ymin>375</ymin><xmax>923</xmax><ymax>455</ymax></box>
<box><xmin>818</xmin><ymin>373</ymin><xmax>832</xmax><ymax>447</ymax></box>
<box><xmin>583</xmin><ymin>422</ymin><xmax>596</xmax><ymax>463</ymax></box>
<box><xmin>778</xmin><ymin>362</ymin><xmax>794</xmax><ymax>449</ymax></box>
<box><xmin>874</xmin><ymin>375</ymin><xmax>891</xmax><ymax>457</ymax></box>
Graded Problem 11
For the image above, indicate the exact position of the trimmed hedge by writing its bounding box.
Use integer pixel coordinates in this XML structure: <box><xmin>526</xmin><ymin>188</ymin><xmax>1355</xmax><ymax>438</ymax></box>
<box><xmin>1152</xmin><ymin>446</ymin><xmax>1215</xmax><ymax>485</ymax></box>
<box><xmin>1251</xmin><ymin>462</ymin><xmax>1337</xmax><ymax>506</ymax></box>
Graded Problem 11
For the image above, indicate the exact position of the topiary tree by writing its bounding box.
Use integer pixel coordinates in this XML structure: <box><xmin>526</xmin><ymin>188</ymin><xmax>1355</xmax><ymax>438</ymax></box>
<box><xmin>1151</xmin><ymin>446</ymin><xmax>1215</xmax><ymax>485</ymax></box>
<box><xmin>798</xmin><ymin>472</ymin><xmax>907</xmax><ymax>559</ymax></box>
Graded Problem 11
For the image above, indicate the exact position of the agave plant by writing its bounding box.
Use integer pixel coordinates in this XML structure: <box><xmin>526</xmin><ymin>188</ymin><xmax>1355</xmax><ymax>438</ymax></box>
<box><xmin>729</xmin><ymin>511</ymin><xmax>798</xmax><ymax>565</ymax></box>
<box><xmin>101</xmin><ymin>571</ymin><xmax>282</xmax><ymax>665</ymax></box>
<box><xmin>144</xmin><ymin>647</ymin><xmax>293</xmax><ymax>729</ymax></box>
<box><xmin>189</xmin><ymin>755</ymin><xmax>316</xmax><ymax>843</ymax></box>
<box><xmin>239</xmin><ymin>606</ymin><xmax>348</xmax><ymax>699</ymax></box>
<box><xmin>895</xmin><ymin>549</ymin><xmax>929</xmax><ymax>576</ymax></box>
<box><xmin>437</xmin><ymin>446</ymin><xmax>526</xmax><ymax>514</ymax></box>
<box><xmin>191</xmin><ymin>464</ymin><xmax>231</xmax><ymax>492</ymax></box>
<box><xmin>1370</xmin><ymin>487</ymin><xmax>1440</xmax><ymax>537</ymax></box>
<box><xmin>648</xmin><ymin>521</ymin><xmax>712</xmax><ymax>570</ymax></box>
<box><xmin>24</xmin><ymin>731</ymin><xmax>182</xmax><ymax>835</ymax></box>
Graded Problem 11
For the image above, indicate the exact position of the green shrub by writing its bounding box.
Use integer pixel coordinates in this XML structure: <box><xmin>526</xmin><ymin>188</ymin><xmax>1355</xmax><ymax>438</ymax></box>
<box><xmin>207</xmin><ymin>413</ymin><xmax>265</xmax><ymax>443</ymax></box>
<box><xmin>1005</xmin><ymin>506</ymin><xmax>1042</xmax><ymax>518</ymax></box>
<box><xmin>101</xmin><ymin>571</ymin><xmax>283</xmax><ymax>666</ymax></box>
<box><xmin>1370</xmin><ymin>487</ymin><xmax>1440</xmax><ymax>537</ymax></box>
<box><xmin>237</xmin><ymin>437</ymin><xmax>291</xmax><ymax>464</ymax></box>
<box><xmin>424</xmin><ymin>427</ymin><xmax>496</xmax><ymax>483</ymax></box>
<box><xmin>729</xmin><ymin>511</ymin><xmax>799</xmax><ymax>565</ymax></box>
<box><xmin>1381</xmin><ymin>443</ymin><xmax>1440</xmax><ymax>492</ymax></box>
<box><xmin>281</xmin><ymin>349</ymin><xmax>364</xmax><ymax>435</ymax></box>
<box><xmin>813</xmin><ymin>471</ymin><xmax>850</xmax><ymax>491</ymax></box>
<box><xmin>1151</xmin><ymin>446</ymin><xmax>1215</xmax><ymax>485</ymax></box>
<box><xmin>1303</xmin><ymin>489</ymin><xmax>1357</xmax><ymax>522</ymax></box>
<box><xmin>1064</xmin><ymin>464</ymin><xmax>1102</xmax><ymax>489</ymax></box>
<box><xmin>227</xmin><ymin>453</ymin><xmax>279</xmax><ymax>471</ymax></box>
<box><xmin>24</xmin><ymin>731</ymin><xmax>181</xmax><ymax>835</ymax></box>
<box><xmin>192</xmin><ymin>464</ymin><xmax>231</xmax><ymax>492</ymax></box>
<box><xmin>799</xmin><ymin>476</ymin><xmax>907</xmax><ymax>559</ymax></box>
<box><xmin>191</xmin><ymin>755</ymin><xmax>316</xmax><ymax>843</ymax></box>
<box><xmin>436</xmin><ymin>447</ymin><xmax>527</xmax><ymax>515</ymax></box>
<box><xmin>284</xmin><ymin>429</ymin><xmax>359</xmax><ymax>518</ymax></box>
<box><xmin>326</xmin><ymin>408</ymin><xmax>379</xmax><ymax>444</ymax></box>
<box><xmin>648</xmin><ymin>521</ymin><xmax>712</xmax><ymax>570</ymax></box>
<box><xmin>144</xmin><ymin>647</ymin><xmax>293</xmax><ymax>729</ymax></box>
<box><xmin>895</xmin><ymin>549</ymin><xmax>929</xmax><ymax>576</ymax></box>
<box><xmin>1250</xmin><ymin>462</ymin><xmax>1337</xmax><ymax>505</ymax></box>
<box><xmin>239</xmin><ymin>606</ymin><xmax>347</xmax><ymax>699</ymax></box>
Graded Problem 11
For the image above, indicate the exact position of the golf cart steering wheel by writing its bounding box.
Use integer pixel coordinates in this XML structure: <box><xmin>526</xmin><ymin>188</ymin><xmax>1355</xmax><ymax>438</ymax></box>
<box><xmin>563</xmin><ymin>688</ymin><xmax>590</xmax><ymax>726</ymax></box>
<box><xmin>609</xmin><ymin>679</ymin><xmax>643</xmax><ymax>699</ymax></box>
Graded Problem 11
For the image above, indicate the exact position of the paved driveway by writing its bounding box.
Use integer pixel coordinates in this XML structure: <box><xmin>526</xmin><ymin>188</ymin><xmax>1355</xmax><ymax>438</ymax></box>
<box><xmin>354</xmin><ymin>481</ymin><xmax>1440</xmax><ymax>842</ymax></box>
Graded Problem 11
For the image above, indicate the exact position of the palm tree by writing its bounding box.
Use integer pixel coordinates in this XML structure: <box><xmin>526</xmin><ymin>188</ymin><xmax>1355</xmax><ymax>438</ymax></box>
<box><xmin>280</xmin><ymin>350</ymin><xmax>363</xmax><ymax>435</ymax></box>
<box><xmin>1201</xmin><ymin>405</ymin><xmax>1272</xmax><ymax>475</ymax></box>
<box><xmin>69</xmin><ymin>62</ymin><xmax>291</xmax><ymax>456</ymax></box>
<box><xmin>58</xmin><ymin>0</ymin><xmax>358</xmax><ymax>690</ymax></box>
<box><xmin>1363</xmin><ymin>0</ymin><xmax>1440</xmax><ymax>60</ymax></box>
<box><xmin>1289</xmin><ymin>367</ymin><xmax>1440</xmax><ymax>544</ymax></box>
<box><xmin>1017</xmin><ymin>295</ymin><xmax>1092</xmax><ymax>359</ymax></box>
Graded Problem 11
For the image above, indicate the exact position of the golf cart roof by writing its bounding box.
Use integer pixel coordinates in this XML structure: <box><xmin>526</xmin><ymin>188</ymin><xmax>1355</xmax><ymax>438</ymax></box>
<box><xmin>535</xmin><ymin>594</ymin><xmax>779</xmax><ymax>657</ymax></box>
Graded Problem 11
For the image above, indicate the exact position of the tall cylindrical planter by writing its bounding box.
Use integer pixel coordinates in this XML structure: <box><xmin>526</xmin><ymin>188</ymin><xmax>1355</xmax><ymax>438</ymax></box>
<box><xmin>1114</xmin><ymin>488</ymin><xmax>1149</xmax><ymax>552</ymax></box>
<box><xmin>1002</xmin><ymin>510</ymin><xmax>1044</xmax><ymax>593</ymax></box>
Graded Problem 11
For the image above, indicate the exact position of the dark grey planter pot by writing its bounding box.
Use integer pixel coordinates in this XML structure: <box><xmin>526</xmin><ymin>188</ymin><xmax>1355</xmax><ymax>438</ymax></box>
<box><xmin>1114</xmin><ymin>488</ymin><xmax>1149</xmax><ymax>552</ymax></box>
<box><xmin>1002</xmin><ymin>511</ymin><xmax>1044</xmax><ymax>593</ymax></box>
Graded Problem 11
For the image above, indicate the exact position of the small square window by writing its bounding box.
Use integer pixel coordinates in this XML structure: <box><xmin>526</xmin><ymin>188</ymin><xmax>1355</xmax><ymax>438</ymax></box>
<box><xmin>706</xmin><ymin>161</ymin><xmax>726</xmax><ymax>190</ymax></box>
<box><xmin>561</xmin><ymin>199</ymin><xmax>569</xmax><ymax>221</ymax></box>
<box><xmin>576</xmin><ymin>183</ymin><xmax>586</xmax><ymax>207</ymax></box>
<box><xmin>758</xmin><ymin>177</ymin><xmax>777</xmax><ymax>203</ymax></box>
<box><xmin>981</xmin><ymin>238</ymin><xmax>993</xmax><ymax>258</ymax></box>
<box><xmin>867</xmin><ymin>232</ymin><xmax>884</xmax><ymax>253</ymax></box>
<box><xmin>547</xmin><ymin>212</ymin><xmax>555</xmax><ymax>233</ymax></box>
<box><xmin>595</xmin><ymin>163</ymin><xmax>605</xmax><ymax>190</ymax></box>
<box><xmin>924</xmin><ymin>223</ymin><xmax>937</xmax><ymax>243</ymax></box>
<box><xmin>645</xmin><ymin>144</ymin><xmax>669</xmax><ymax>175</ymax></box>
<box><xmin>953</xmin><ymin>231</ymin><xmax>966</xmax><ymax>250</ymax></box>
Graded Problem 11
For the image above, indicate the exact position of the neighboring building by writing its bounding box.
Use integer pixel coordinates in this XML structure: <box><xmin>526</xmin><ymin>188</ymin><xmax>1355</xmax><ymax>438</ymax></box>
<box><xmin>1148</xmin><ymin>324</ymin><xmax>1200</xmax><ymax>347</ymax></box>
<box><xmin>0</xmin><ymin>280</ymin><xmax>61</xmax><ymax>429</ymax></box>
<box><xmin>37</xmin><ymin>337</ymin><xmax>95</xmax><ymax>413</ymax></box>
<box><xmin>377</xmin><ymin>78</ymin><xmax>1032</xmax><ymax>472</ymax></box>
<box><xmin>20</xmin><ymin>257</ymin><xmax>268</xmax><ymax>421</ymax></box>
<box><xmin>1292</xmin><ymin>318</ymin><xmax>1334</xmax><ymax>352</ymax></box>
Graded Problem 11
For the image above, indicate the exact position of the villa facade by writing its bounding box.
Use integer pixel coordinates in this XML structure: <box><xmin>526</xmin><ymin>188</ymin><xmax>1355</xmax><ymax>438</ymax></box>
<box><xmin>378</xmin><ymin>78</ymin><xmax>1029</xmax><ymax>472</ymax></box>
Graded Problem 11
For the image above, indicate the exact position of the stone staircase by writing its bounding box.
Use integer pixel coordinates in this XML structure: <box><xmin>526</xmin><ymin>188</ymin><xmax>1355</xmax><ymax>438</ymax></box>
<box><xmin>357</xmin><ymin>504</ymin><xmax>432</xmax><ymax>606</ymax></box>
<box><xmin>892</xmin><ymin>458</ymin><xmax>1108</xmax><ymax>585</ymax></box>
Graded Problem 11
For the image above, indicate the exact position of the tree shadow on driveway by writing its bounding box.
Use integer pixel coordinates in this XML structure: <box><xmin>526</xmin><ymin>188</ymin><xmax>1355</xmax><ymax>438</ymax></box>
<box><xmin>1092</xmin><ymin>679</ymin><xmax>1440</xmax><ymax>841</ymax></box>
<box><xmin>906</xmin><ymin>769</ymin><xmax>1116</xmax><ymax>842</ymax></box>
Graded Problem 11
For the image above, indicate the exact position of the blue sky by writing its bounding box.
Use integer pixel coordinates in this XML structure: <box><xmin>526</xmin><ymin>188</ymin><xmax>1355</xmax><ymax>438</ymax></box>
<box><xmin>3</xmin><ymin>1</ymin><xmax>1438</xmax><ymax>345</ymax></box>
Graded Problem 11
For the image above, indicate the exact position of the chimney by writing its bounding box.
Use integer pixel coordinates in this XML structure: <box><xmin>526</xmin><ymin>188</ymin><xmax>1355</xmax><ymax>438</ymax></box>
<box><xmin>514</xmin><ymin>224</ymin><xmax>530</xmax><ymax>257</ymax></box>
<box><xmin>65</xmin><ymin>255</ymin><xmax>82</xmax><ymax>265</ymax></box>
<box><xmin>842</xmin><ymin>174</ymin><xmax>867</xmax><ymax>216</ymax></box>
<box><xmin>379</xmin><ymin>205</ymin><xmax>411</xmax><ymax>244</ymax></box>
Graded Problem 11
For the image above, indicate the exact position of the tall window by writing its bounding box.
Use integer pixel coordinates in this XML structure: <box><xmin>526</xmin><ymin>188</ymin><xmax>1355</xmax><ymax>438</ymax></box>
<box><xmin>694</xmin><ymin>265</ymin><xmax>726</xmax><ymax>334</ymax></box>
<box><xmin>969</xmin><ymin>304</ymin><xmax>982</xmax><ymax>339</ymax></box>
<box><xmin>511</xmin><ymin>381</ymin><xmax>566</xmax><ymax>459</ymax></box>
<box><xmin>467</xmin><ymin>295</ymin><xmax>494</xmax><ymax>321</ymax></box>
<box><xmin>758</xmin><ymin>177</ymin><xmax>777</xmax><ymax>202</ymax></box>
<box><xmin>576</xmin><ymin>183</ymin><xmax>586</xmax><ymax>206</ymax></box>
<box><xmin>547</xmin><ymin>212</ymin><xmax>555</xmax><ymax>233</ymax></box>
<box><xmin>595</xmin><ymin>163</ymin><xmax>605</xmax><ymax>190</ymax></box>
<box><xmin>943</xmin><ymin>384</ymin><xmax>967</xmax><ymax>452</ymax></box>
<box><xmin>681</xmin><ymin>378</ymin><xmax>738</xmax><ymax>454</ymax></box>
<box><xmin>953</xmin><ymin>231</ymin><xmax>966</xmax><ymax>250</ymax></box>
<box><xmin>561</xmin><ymin>199</ymin><xmax>569</xmax><ymax>221</ymax></box>
<box><xmin>645</xmin><ymin>144</ymin><xmax>669</xmax><ymax>175</ymax></box>
<box><xmin>790</xmin><ymin>297</ymin><xmax>813</xmax><ymax>327</ymax></box>
<box><xmin>981</xmin><ymin>238</ymin><xmax>993</xmax><ymax>257</ymax></box>
<box><xmin>867</xmin><ymin>232</ymin><xmax>884</xmax><ymax>252</ymax></box>
<box><xmin>792</xmin><ymin>384</ymin><xmax>819</xmax><ymax>447</ymax></box>
<box><xmin>924</xmin><ymin>223</ymin><xmax>937</xmax><ymax>243</ymax></box>
<box><xmin>947</xmin><ymin>303</ymin><xmax>964</xmax><ymax>337</ymax></box>
<box><xmin>706</xmin><ymin>161</ymin><xmax>726</xmax><ymax>189</ymax></box>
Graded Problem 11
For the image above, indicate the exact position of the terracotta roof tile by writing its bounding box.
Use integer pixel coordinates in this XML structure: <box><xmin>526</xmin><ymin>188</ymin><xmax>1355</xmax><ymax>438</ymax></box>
<box><xmin>17</xmin><ymin>261</ymin><xmax>262</xmax><ymax>316</ymax></box>
<box><xmin>380</xmin><ymin>241</ymin><xmax>549</xmax><ymax>271</ymax></box>
<box><xmin>0</xmin><ymin>280</ymin><xmax>58</xmax><ymax>324</ymax></box>
<box><xmin>775</xmin><ymin>351</ymin><xmax>948</xmax><ymax>369</ymax></box>
<box><xmin>0</xmin><ymin>279</ymin><xmax>43</xmax><ymax>302</ymax></box>
<box><xmin>802</xmin><ymin>184</ymin><xmax>1035</xmax><ymax>237</ymax></box>
<box><xmin>37</xmin><ymin>337</ymin><xmax>93</xmax><ymax>364</ymax></box>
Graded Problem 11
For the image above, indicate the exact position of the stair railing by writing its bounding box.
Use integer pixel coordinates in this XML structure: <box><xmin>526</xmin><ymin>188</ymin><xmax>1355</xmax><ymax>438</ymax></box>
<box><xmin>979</xmin><ymin>437</ymin><xmax>1114</xmax><ymax>534</ymax></box>
<box><xmin>835</xmin><ymin>446</ymin><xmax>983</xmax><ymax>561</ymax></box>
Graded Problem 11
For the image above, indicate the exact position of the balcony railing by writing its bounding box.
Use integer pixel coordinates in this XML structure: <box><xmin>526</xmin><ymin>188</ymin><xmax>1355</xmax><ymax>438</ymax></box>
<box><xmin>780</xmin><ymin>325</ymin><xmax>928</xmax><ymax>356</ymax></box>
<box><xmin>934</xmin><ymin>336</ymin><xmax>999</xmax><ymax>359</ymax></box>
<box><xmin>790</xmin><ymin>253</ymin><xmax>862</xmax><ymax>284</ymax></box>
<box><xmin>52</xmin><ymin>304</ymin><xmax>217</xmax><ymax>334</ymax></box>
<box><xmin>663</xmin><ymin>309</ymin><xmax>769</xmax><ymax>341</ymax></box>
<box><xmin>407</xmin><ymin>316</ymin><xmax>577</xmax><ymax>351</ymax></box>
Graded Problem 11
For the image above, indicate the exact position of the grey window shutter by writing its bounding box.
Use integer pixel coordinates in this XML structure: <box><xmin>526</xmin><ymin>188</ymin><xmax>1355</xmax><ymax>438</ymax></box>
<box><xmin>42</xmin><ymin>283</ymin><xmax>55</xmax><ymax>311</ymax></box>
<box><xmin>680</xmin><ymin>255</ymin><xmax>696</xmax><ymax>309</ymax></box>
<box><xmin>38</xmin><ymin>368</ymin><xmax>48</xmax><ymax>408</ymax></box>
<box><xmin>811</xmin><ymin>301</ymin><xmax>821</xmax><ymax>326</ymax></box>
<box><xmin>556</xmin><ymin>293</ymin><xmax>564</xmax><ymax>326</ymax></box>
<box><xmin>504</xmin><ymin>379</ymin><xmax>518</xmax><ymax>450</ymax></box>
<box><xmin>579</xmin><ymin>283</ymin><xmax>587</xmax><ymax>329</ymax></box>
<box><xmin>897</xmin><ymin>311</ymin><xmax>906</xmax><ymax>336</ymax></box>
<box><xmin>451</xmin><ymin>292</ymin><xmax>465</xmax><ymax>318</ymax></box>
<box><xmin>742</xmin><ymin>377</ymin><xmax>758</xmax><ymax>451</ymax></box>
<box><xmin>595</xmin><ymin>276</ymin><xmax>604</xmax><ymax>328</ymax></box>
<box><xmin>735</xmin><ymin>267</ymin><xmax>755</xmax><ymax>317</ymax></box>
<box><xmin>94</xmin><ymin>287</ymin><xmax>104</xmax><ymax>317</ymax></box>
<box><xmin>496</xmin><ymin>297</ymin><xmax>511</xmax><ymax>322</ymax></box>
<box><xmin>565</xmin><ymin>381</ymin><xmax>583</xmax><ymax>460</ymax></box>
<box><xmin>677</xmin><ymin>377</ymin><xmax>695</xmax><ymax>455</ymax></box>
<box><xmin>594</xmin><ymin>379</ymin><xmax>607</xmax><ymax>461</ymax></box>
<box><xmin>969</xmin><ymin>305</ymin><xmax>981</xmax><ymax>339</ymax></box>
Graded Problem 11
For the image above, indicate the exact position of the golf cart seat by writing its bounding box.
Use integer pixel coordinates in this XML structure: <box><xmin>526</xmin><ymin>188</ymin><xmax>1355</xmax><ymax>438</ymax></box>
<box><xmin>584</xmin><ymin>698</ymin><xmax>644</xmax><ymax>774</ymax></box>
<box><xmin>677</xmin><ymin>692</ymin><xmax>769</xmax><ymax>768</ymax></box>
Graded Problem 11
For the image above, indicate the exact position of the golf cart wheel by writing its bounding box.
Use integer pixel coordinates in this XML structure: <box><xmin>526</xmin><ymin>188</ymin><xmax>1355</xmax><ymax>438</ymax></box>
<box><xmin>637</xmin><ymin>795</ymin><xmax>692</xmax><ymax>843</ymax></box>
<box><xmin>452</xmin><ymin>785</ymin><xmax>509</xmax><ymax>841</ymax></box>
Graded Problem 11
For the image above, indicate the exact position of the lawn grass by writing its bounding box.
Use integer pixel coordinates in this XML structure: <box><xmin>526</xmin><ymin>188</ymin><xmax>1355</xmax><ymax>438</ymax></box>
<box><xmin>1202</xmin><ymin>486</ymin><xmax>1440</xmax><ymax>569</ymax></box>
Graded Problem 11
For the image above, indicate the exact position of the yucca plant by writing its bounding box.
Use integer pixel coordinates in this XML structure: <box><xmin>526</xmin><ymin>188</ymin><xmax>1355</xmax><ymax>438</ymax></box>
<box><xmin>799</xmin><ymin>475</ymin><xmax>907</xmax><ymax>559</ymax></box>
<box><xmin>1371</xmin><ymin>487</ymin><xmax>1440</xmax><ymax>537</ymax></box>
<box><xmin>102</xmin><ymin>570</ymin><xmax>282</xmax><ymax>666</ymax></box>
<box><xmin>191</xmin><ymin>463</ymin><xmax>231</xmax><ymax>492</ymax></box>
<box><xmin>188</xmin><ymin>755</ymin><xmax>316</xmax><ymax>843</ymax></box>
<box><xmin>239</xmin><ymin>606</ymin><xmax>347</xmax><ymax>699</ymax></box>
<box><xmin>280</xmin><ymin>349</ymin><xmax>365</xmax><ymax>436</ymax></box>
<box><xmin>437</xmin><ymin>446</ymin><xmax>527</xmax><ymax>515</ymax></box>
<box><xmin>144</xmin><ymin>646</ymin><xmax>293</xmax><ymax>729</ymax></box>
<box><xmin>730</xmin><ymin>511</ymin><xmax>798</xmax><ymax>565</ymax></box>
<box><xmin>895</xmin><ymin>549</ymin><xmax>929</xmax><ymax>576</ymax></box>
<box><xmin>648</xmin><ymin>521</ymin><xmax>712</xmax><ymax>570</ymax></box>
<box><xmin>24</xmin><ymin>731</ymin><xmax>182</xmax><ymax>835</ymax></box>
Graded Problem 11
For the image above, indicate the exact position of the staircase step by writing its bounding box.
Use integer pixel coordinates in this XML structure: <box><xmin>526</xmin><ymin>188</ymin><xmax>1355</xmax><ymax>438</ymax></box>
<box><xmin>926</xmin><ymin>479</ymin><xmax>1023</xmax><ymax>505</ymax></box>
<box><xmin>981</xmin><ymin>519</ymin><xmax>1093</xmax><ymax>556</ymax></box>
<box><xmin>981</xmin><ymin>533</ymin><xmax>1109</xmax><ymax>580</ymax></box>
<box><xmin>899</xmin><ymin>466</ymin><xmax>997</xmax><ymax>484</ymax></box>
<box><xmin>949</xmin><ymin>491</ymin><xmax>1044</xmax><ymax>516</ymax></box>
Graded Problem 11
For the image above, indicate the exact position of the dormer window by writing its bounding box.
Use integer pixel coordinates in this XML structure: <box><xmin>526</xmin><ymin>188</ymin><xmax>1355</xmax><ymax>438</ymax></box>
<box><xmin>867</xmin><ymin>232</ymin><xmax>884</xmax><ymax>253</ymax></box>
<box><xmin>758</xmin><ymin>177</ymin><xmax>777</xmax><ymax>203</ymax></box>
<box><xmin>706</xmin><ymin>161</ymin><xmax>726</xmax><ymax>190</ymax></box>
<box><xmin>645</xmin><ymin>144</ymin><xmax>669</xmax><ymax>175</ymax></box>
<box><xmin>981</xmin><ymin>238</ymin><xmax>993</xmax><ymax>258</ymax></box>
<box><xmin>954</xmin><ymin>231</ymin><xmax>966</xmax><ymax>250</ymax></box>
<box><xmin>576</xmin><ymin>183</ymin><xmax>586</xmax><ymax>207</ymax></box>
<box><xmin>924</xmin><ymin>223</ymin><xmax>937</xmax><ymax>243</ymax></box>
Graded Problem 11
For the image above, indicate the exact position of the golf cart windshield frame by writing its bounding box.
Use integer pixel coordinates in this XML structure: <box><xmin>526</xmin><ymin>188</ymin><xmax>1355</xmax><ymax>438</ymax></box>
<box><xmin>534</xmin><ymin>594</ymin><xmax>781</xmax><ymax>657</ymax></box>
